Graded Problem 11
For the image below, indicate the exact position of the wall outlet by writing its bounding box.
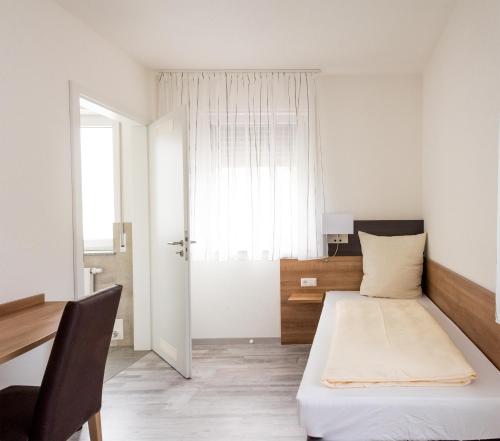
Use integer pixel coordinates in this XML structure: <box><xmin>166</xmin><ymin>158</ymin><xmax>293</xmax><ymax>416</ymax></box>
<box><xmin>300</xmin><ymin>277</ymin><xmax>317</xmax><ymax>287</ymax></box>
<box><xmin>329</xmin><ymin>234</ymin><xmax>349</xmax><ymax>244</ymax></box>
<box><xmin>112</xmin><ymin>319</ymin><xmax>123</xmax><ymax>340</ymax></box>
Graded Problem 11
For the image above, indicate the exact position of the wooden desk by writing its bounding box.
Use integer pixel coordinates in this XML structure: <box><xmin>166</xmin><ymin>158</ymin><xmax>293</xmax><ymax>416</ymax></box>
<box><xmin>0</xmin><ymin>294</ymin><xmax>66</xmax><ymax>364</ymax></box>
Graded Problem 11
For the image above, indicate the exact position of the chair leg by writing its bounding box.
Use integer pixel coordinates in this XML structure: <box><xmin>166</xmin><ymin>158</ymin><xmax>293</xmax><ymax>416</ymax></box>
<box><xmin>88</xmin><ymin>411</ymin><xmax>103</xmax><ymax>441</ymax></box>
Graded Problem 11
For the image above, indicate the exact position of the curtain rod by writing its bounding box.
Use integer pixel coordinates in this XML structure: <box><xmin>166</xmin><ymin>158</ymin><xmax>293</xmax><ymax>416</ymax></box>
<box><xmin>158</xmin><ymin>69</ymin><xmax>322</xmax><ymax>73</ymax></box>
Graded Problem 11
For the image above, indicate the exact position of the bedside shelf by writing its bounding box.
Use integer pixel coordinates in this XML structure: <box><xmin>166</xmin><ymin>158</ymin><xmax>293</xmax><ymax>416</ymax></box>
<box><xmin>287</xmin><ymin>292</ymin><xmax>325</xmax><ymax>304</ymax></box>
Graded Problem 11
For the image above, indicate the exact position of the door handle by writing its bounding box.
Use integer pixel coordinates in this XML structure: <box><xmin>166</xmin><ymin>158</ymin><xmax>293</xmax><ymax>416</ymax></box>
<box><xmin>168</xmin><ymin>240</ymin><xmax>184</xmax><ymax>246</ymax></box>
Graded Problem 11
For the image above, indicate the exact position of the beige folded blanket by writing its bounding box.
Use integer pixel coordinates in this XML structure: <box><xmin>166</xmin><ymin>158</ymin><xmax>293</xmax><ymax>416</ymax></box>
<box><xmin>322</xmin><ymin>298</ymin><xmax>477</xmax><ymax>388</ymax></box>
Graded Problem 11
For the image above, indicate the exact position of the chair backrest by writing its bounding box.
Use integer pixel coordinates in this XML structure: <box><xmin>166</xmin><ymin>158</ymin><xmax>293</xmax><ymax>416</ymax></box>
<box><xmin>29</xmin><ymin>285</ymin><xmax>122</xmax><ymax>441</ymax></box>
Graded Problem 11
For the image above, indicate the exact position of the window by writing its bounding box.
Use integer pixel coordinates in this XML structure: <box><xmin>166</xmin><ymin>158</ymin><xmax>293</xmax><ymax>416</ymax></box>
<box><xmin>159</xmin><ymin>71</ymin><xmax>324</xmax><ymax>261</ymax></box>
<box><xmin>201</xmin><ymin>114</ymin><xmax>299</xmax><ymax>259</ymax></box>
<box><xmin>80</xmin><ymin>115</ymin><xmax>120</xmax><ymax>253</ymax></box>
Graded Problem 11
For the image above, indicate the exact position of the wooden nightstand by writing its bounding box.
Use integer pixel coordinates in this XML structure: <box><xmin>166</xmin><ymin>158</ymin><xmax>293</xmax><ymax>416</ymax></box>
<box><xmin>280</xmin><ymin>257</ymin><xmax>363</xmax><ymax>344</ymax></box>
<box><xmin>287</xmin><ymin>292</ymin><xmax>325</xmax><ymax>304</ymax></box>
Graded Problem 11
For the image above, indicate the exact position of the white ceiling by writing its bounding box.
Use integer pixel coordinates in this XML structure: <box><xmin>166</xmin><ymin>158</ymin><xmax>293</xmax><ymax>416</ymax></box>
<box><xmin>54</xmin><ymin>0</ymin><xmax>455</xmax><ymax>73</ymax></box>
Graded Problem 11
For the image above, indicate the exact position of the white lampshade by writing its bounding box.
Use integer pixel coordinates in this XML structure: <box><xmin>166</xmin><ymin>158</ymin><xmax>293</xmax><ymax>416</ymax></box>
<box><xmin>322</xmin><ymin>213</ymin><xmax>354</xmax><ymax>235</ymax></box>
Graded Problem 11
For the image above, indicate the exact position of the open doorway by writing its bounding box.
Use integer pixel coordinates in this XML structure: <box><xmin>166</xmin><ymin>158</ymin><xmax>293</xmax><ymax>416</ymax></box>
<box><xmin>70</xmin><ymin>83</ymin><xmax>193</xmax><ymax>381</ymax></box>
<box><xmin>69</xmin><ymin>83</ymin><xmax>152</xmax><ymax>380</ymax></box>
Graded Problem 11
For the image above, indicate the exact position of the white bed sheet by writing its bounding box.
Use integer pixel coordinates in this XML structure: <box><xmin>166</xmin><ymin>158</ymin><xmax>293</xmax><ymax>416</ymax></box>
<box><xmin>297</xmin><ymin>291</ymin><xmax>500</xmax><ymax>441</ymax></box>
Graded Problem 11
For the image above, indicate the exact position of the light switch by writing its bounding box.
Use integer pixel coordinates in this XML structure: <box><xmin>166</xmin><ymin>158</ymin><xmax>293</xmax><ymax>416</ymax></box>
<box><xmin>300</xmin><ymin>277</ymin><xmax>317</xmax><ymax>287</ymax></box>
<box><xmin>119</xmin><ymin>232</ymin><xmax>127</xmax><ymax>253</ymax></box>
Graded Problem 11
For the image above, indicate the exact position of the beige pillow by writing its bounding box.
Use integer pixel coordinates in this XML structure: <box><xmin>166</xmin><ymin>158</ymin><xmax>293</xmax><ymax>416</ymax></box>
<box><xmin>359</xmin><ymin>231</ymin><xmax>426</xmax><ymax>299</ymax></box>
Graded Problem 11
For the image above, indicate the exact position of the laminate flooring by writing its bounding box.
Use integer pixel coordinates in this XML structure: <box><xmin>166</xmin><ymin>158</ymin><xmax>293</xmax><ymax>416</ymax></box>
<box><xmin>70</xmin><ymin>341</ymin><xmax>310</xmax><ymax>441</ymax></box>
<box><xmin>104</xmin><ymin>346</ymin><xmax>150</xmax><ymax>382</ymax></box>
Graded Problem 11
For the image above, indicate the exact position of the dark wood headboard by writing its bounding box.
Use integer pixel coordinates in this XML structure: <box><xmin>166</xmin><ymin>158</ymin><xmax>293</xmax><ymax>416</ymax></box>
<box><xmin>328</xmin><ymin>219</ymin><xmax>424</xmax><ymax>256</ymax></box>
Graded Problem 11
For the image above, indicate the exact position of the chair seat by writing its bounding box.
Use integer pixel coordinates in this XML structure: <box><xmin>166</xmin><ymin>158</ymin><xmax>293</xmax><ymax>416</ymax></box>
<box><xmin>0</xmin><ymin>386</ymin><xmax>39</xmax><ymax>441</ymax></box>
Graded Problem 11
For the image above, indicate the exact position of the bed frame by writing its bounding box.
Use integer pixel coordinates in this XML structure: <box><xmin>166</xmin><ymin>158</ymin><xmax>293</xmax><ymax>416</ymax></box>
<box><xmin>424</xmin><ymin>259</ymin><xmax>500</xmax><ymax>369</ymax></box>
<box><xmin>280</xmin><ymin>219</ymin><xmax>500</xmax><ymax>370</ymax></box>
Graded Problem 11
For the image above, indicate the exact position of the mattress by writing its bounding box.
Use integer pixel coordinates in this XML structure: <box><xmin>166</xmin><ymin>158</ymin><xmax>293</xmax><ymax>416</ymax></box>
<box><xmin>297</xmin><ymin>291</ymin><xmax>500</xmax><ymax>441</ymax></box>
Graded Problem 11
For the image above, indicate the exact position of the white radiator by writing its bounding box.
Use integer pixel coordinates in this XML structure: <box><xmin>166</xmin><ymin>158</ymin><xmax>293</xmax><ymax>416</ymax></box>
<box><xmin>83</xmin><ymin>267</ymin><xmax>103</xmax><ymax>296</ymax></box>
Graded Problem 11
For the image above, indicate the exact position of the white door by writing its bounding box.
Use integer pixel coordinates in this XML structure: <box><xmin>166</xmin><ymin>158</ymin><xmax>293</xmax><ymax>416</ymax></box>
<box><xmin>149</xmin><ymin>107</ymin><xmax>191</xmax><ymax>378</ymax></box>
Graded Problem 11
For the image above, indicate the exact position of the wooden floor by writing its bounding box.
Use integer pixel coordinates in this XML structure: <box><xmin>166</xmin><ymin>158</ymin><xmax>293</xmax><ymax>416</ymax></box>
<box><xmin>104</xmin><ymin>346</ymin><xmax>149</xmax><ymax>382</ymax></box>
<box><xmin>70</xmin><ymin>341</ymin><xmax>310</xmax><ymax>441</ymax></box>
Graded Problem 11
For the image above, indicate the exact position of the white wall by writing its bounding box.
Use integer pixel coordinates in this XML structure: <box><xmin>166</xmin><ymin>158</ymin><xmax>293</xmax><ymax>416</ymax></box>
<box><xmin>319</xmin><ymin>75</ymin><xmax>423</xmax><ymax>219</ymax></box>
<box><xmin>422</xmin><ymin>0</ymin><xmax>500</xmax><ymax>292</ymax></box>
<box><xmin>192</xmin><ymin>74</ymin><xmax>423</xmax><ymax>338</ymax></box>
<box><xmin>0</xmin><ymin>1</ymin><xmax>427</xmax><ymax>345</ymax></box>
<box><xmin>0</xmin><ymin>0</ymin><xmax>152</xmax><ymax>387</ymax></box>
<box><xmin>191</xmin><ymin>261</ymin><xmax>280</xmax><ymax>339</ymax></box>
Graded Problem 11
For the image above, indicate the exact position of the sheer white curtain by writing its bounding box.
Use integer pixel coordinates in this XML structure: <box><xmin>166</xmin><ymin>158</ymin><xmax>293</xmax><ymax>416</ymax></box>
<box><xmin>158</xmin><ymin>71</ymin><xmax>324</xmax><ymax>261</ymax></box>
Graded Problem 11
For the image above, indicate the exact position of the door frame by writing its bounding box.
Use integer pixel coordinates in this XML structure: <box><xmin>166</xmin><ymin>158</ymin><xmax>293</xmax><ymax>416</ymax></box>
<box><xmin>68</xmin><ymin>81</ymin><xmax>152</xmax><ymax>350</ymax></box>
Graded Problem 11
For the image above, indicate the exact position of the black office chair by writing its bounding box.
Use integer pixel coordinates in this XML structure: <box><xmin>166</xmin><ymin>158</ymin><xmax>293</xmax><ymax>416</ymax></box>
<box><xmin>0</xmin><ymin>285</ymin><xmax>122</xmax><ymax>441</ymax></box>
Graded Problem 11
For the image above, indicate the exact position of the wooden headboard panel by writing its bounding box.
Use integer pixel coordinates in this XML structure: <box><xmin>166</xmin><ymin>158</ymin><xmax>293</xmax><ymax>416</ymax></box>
<box><xmin>282</xmin><ymin>219</ymin><xmax>424</xmax><ymax>344</ymax></box>
<box><xmin>280</xmin><ymin>256</ymin><xmax>363</xmax><ymax>344</ymax></box>
<box><xmin>282</xmin><ymin>218</ymin><xmax>500</xmax><ymax>367</ymax></box>
<box><xmin>282</xmin><ymin>257</ymin><xmax>500</xmax><ymax>368</ymax></box>
<box><xmin>424</xmin><ymin>260</ymin><xmax>500</xmax><ymax>369</ymax></box>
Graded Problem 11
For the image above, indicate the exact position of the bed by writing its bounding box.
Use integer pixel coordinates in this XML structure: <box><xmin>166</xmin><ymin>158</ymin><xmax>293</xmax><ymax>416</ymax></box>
<box><xmin>297</xmin><ymin>291</ymin><xmax>500</xmax><ymax>441</ymax></box>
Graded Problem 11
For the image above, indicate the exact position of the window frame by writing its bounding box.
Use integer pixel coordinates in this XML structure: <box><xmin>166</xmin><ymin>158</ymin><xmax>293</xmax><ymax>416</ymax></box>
<box><xmin>80</xmin><ymin>115</ymin><xmax>121</xmax><ymax>254</ymax></box>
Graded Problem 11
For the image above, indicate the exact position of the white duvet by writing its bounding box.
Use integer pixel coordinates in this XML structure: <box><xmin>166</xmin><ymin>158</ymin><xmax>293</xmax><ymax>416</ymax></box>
<box><xmin>322</xmin><ymin>298</ymin><xmax>476</xmax><ymax>388</ymax></box>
